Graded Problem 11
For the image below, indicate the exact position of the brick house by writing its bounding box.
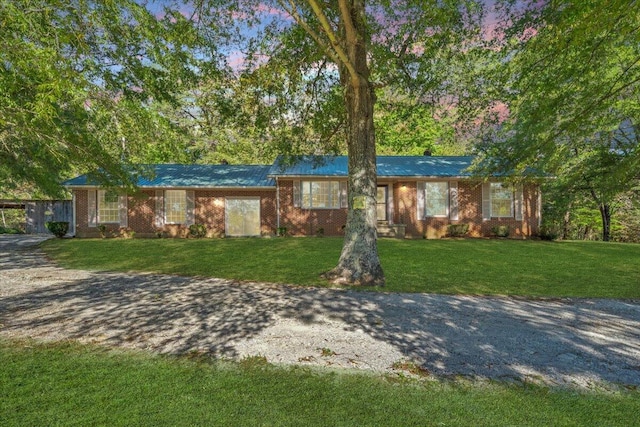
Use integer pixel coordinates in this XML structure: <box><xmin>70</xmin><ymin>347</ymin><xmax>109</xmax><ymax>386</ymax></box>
<box><xmin>64</xmin><ymin>155</ymin><xmax>542</xmax><ymax>239</ymax></box>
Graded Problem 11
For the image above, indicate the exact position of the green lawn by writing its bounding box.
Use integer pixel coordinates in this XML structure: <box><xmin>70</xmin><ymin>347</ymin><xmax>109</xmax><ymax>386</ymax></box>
<box><xmin>2</xmin><ymin>340</ymin><xmax>638</xmax><ymax>427</ymax></box>
<box><xmin>42</xmin><ymin>237</ymin><xmax>640</xmax><ymax>298</ymax></box>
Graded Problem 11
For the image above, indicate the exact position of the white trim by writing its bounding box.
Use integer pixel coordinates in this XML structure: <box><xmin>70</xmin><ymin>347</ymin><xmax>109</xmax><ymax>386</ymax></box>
<box><xmin>276</xmin><ymin>178</ymin><xmax>280</xmax><ymax>229</ymax></box>
<box><xmin>449</xmin><ymin>181</ymin><xmax>459</xmax><ymax>221</ymax></box>
<box><xmin>424</xmin><ymin>181</ymin><xmax>449</xmax><ymax>218</ymax></box>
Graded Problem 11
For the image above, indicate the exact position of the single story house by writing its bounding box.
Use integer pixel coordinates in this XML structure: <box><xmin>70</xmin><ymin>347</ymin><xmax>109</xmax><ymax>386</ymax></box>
<box><xmin>64</xmin><ymin>155</ymin><xmax>542</xmax><ymax>239</ymax></box>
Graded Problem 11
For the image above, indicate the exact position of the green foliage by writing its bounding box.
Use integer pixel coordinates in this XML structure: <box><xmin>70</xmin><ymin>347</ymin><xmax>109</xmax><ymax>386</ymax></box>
<box><xmin>491</xmin><ymin>226</ymin><xmax>510</xmax><ymax>238</ymax></box>
<box><xmin>3</xmin><ymin>340</ymin><xmax>639</xmax><ymax>427</ymax></box>
<box><xmin>0</xmin><ymin>226</ymin><xmax>23</xmax><ymax>234</ymax></box>
<box><xmin>447</xmin><ymin>224</ymin><xmax>469</xmax><ymax>237</ymax></box>
<box><xmin>42</xmin><ymin>238</ymin><xmax>640</xmax><ymax>298</ymax></box>
<box><xmin>0</xmin><ymin>0</ymin><xmax>215</xmax><ymax>196</ymax></box>
<box><xmin>474</xmin><ymin>1</ymin><xmax>639</xmax><ymax>241</ymax></box>
<box><xmin>374</xmin><ymin>101</ymin><xmax>465</xmax><ymax>155</ymax></box>
<box><xmin>45</xmin><ymin>221</ymin><xmax>69</xmax><ymax>238</ymax></box>
<box><xmin>188</xmin><ymin>224</ymin><xmax>207</xmax><ymax>238</ymax></box>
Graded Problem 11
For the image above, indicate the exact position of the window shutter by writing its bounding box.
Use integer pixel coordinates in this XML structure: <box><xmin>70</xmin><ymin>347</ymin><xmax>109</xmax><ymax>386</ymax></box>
<box><xmin>482</xmin><ymin>182</ymin><xmax>491</xmax><ymax>220</ymax></box>
<box><xmin>186</xmin><ymin>190</ymin><xmax>195</xmax><ymax>225</ymax></box>
<box><xmin>293</xmin><ymin>180</ymin><xmax>301</xmax><ymax>207</ymax></box>
<box><xmin>449</xmin><ymin>181</ymin><xmax>459</xmax><ymax>221</ymax></box>
<box><xmin>339</xmin><ymin>181</ymin><xmax>348</xmax><ymax>208</ymax></box>
<box><xmin>155</xmin><ymin>190</ymin><xmax>164</xmax><ymax>227</ymax></box>
<box><xmin>88</xmin><ymin>190</ymin><xmax>97</xmax><ymax>227</ymax></box>
<box><xmin>416</xmin><ymin>182</ymin><xmax>425</xmax><ymax>219</ymax></box>
<box><xmin>119</xmin><ymin>194</ymin><xmax>128</xmax><ymax>227</ymax></box>
<box><xmin>514</xmin><ymin>184</ymin><xmax>523</xmax><ymax>220</ymax></box>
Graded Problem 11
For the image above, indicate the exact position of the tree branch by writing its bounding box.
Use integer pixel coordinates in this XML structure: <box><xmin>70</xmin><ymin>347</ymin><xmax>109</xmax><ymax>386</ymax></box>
<box><xmin>304</xmin><ymin>0</ymin><xmax>359</xmax><ymax>82</ymax></box>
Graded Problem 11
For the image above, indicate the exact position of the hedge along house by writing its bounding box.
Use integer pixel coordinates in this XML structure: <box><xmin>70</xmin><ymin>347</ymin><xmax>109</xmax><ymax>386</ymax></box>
<box><xmin>64</xmin><ymin>155</ymin><xmax>542</xmax><ymax>239</ymax></box>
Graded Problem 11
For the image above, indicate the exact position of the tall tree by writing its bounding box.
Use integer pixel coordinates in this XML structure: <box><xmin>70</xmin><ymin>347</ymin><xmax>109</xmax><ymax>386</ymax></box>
<box><xmin>0</xmin><ymin>0</ymin><xmax>214</xmax><ymax>197</ymax></box>
<box><xmin>194</xmin><ymin>0</ymin><xmax>484</xmax><ymax>285</ymax></box>
<box><xmin>474</xmin><ymin>0</ymin><xmax>640</xmax><ymax>239</ymax></box>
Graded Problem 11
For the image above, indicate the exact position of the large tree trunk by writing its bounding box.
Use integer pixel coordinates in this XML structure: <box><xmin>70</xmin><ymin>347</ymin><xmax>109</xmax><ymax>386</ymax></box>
<box><xmin>323</xmin><ymin>0</ymin><xmax>384</xmax><ymax>286</ymax></box>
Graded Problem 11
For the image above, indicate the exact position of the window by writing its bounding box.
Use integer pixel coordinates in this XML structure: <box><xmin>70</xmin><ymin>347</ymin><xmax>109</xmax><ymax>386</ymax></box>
<box><xmin>98</xmin><ymin>190</ymin><xmax>120</xmax><ymax>223</ymax></box>
<box><xmin>165</xmin><ymin>190</ymin><xmax>187</xmax><ymax>224</ymax></box>
<box><xmin>425</xmin><ymin>182</ymin><xmax>448</xmax><ymax>217</ymax></box>
<box><xmin>490</xmin><ymin>183</ymin><xmax>513</xmax><ymax>217</ymax></box>
<box><xmin>301</xmin><ymin>181</ymin><xmax>341</xmax><ymax>209</ymax></box>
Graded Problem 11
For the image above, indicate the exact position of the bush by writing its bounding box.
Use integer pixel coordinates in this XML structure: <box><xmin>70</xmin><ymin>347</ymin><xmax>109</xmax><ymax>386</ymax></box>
<box><xmin>45</xmin><ymin>221</ymin><xmax>69</xmax><ymax>238</ymax></box>
<box><xmin>491</xmin><ymin>225</ymin><xmax>510</xmax><ymax>238</ymax></box>
<box><xmin>538</xmin><ymin>226</ymin><xmax>558</xmax><ymax>241</ymax></box>
<box><xmin>0</xmin><ymin>226</ymin><xmax>23</xmax><ymax>234</ymax></box>
<box><xmin>188</xmin><ymin>223</ymin><xmax>207</xmax><ymax>238</ymax></box>
<box><xmin>447</xmin><ymin>224</ymin><xmax>469</xmax><ymax>237</ymax></box>
<box><xmin>277</xmin><ymin>226</ymin><xmax>288</xmax><ymax>237</ymax></box>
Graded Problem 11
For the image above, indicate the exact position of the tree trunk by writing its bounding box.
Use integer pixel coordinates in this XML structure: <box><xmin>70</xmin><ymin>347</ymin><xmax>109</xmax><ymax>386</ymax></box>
<box><xmin>323</xmin><ymin>0</ymin><xmax>384</xmax><ymax>286</ymax></box>
<box><xmin>599</xmin><ymin>203</ymin><xmax>611</xmax><ymax>242</ymax></box>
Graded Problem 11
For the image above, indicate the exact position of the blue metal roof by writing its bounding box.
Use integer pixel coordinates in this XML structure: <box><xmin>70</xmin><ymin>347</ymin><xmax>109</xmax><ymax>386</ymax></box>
<box><xmin>64</xmin><ymin>164</ymin><xmax>276</xmax><ymax>188</ymax></box>
<box><xmin>269</xmin><ymin>155</ymin><xmax>476</xmax><ymax>177</ymax></box>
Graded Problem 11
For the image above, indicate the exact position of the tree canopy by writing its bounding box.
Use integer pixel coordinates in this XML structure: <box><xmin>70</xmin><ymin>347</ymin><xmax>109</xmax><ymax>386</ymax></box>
<box><xmin>0</xmin><ymin>0</ymin><xmax>215</xmax><ymax>197</ymax></box>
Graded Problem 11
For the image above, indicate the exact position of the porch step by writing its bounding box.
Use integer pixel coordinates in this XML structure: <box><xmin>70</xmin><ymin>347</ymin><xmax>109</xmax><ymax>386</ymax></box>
<box><xmin>376</xmin><ymin>223</ymin><xmax>406</xmax><ymax>238</ymax></box>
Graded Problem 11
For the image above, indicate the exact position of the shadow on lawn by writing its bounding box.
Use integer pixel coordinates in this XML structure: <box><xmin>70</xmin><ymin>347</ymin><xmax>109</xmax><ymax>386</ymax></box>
<box><xmin>1</xmin><ymin>236</ymin><xmax>640</xmax><ymax>386</ymax></box>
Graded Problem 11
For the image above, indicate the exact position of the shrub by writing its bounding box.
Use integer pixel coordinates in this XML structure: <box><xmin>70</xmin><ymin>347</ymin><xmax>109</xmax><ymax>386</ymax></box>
<box><xmin>538</xmin><ymin>226</ymin><xmax>558</xmax><ymax>241</ymax></box>
<box><xmin>188</xmin><ymin>223</ymin><xmax>207</xmax><ymax>238</ymax></box>
<box><xmin>0</xmin><ymin>226</ymin><xmax>23</xmax><ymax>234</ymax></box>
<box><xmin>447</xmin><ymin>224</ymin><xmax>469</xmax><ymax>237</ymax></box>
<box><xmin>97</xmin><ymin>224</ymin><xmax>108</xmax><ymax>238</ymax></box>
<box><xmin>316</xmin><ymin>227</ymin><xmax>324</xmax><ymax>237</ymax></box>
<box><xmin>277</xmin><ymin>226</ymin><xmax>288</xmax><ymax>237</ymax></box>
<box><xmin>45</xmin><ymin>221</ymin><xmax>69</xmax><ymax>238</ymax></box>
<box><xmin>117</xmin><ymin>227</ymin><xmax>135</xmax><ymax>239</ymax></box>
<box><xmin>491</xmin><ymin>225</ymin><xmax>510</xmax><ymax>238</ymax></box>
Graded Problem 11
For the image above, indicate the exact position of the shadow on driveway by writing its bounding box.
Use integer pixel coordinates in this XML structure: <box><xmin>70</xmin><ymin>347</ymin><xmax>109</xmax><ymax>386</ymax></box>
<box><xmin>1</xmin><ymin>235</ymin><xmax>639</xmax><ymax>386</ymax></box>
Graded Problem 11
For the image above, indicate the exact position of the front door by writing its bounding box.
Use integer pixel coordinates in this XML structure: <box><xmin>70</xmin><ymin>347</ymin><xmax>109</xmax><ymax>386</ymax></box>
<box><xmin>225</xmin><ymin>197</ymin><xmax>261</xmax><ymax>236</ymax></box>
<box><xmin>376</xmin><ymin>186</ymin><xmax>388</xmax><ymax>221</ymax></box>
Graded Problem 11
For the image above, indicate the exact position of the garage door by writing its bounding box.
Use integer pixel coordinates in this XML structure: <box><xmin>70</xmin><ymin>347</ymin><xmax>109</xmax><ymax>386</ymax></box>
<box><xmin>225</xmin><ymin>197</ymin><xmax>261</xmax><ymax>236</ymax></box>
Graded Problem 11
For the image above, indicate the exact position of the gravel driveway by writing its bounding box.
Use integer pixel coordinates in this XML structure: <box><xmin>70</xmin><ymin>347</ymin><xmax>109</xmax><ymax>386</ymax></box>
<box><xmin>1</xmin><ymin>234</ymin><xmax>640</xmax><ymax>388</ymax></box>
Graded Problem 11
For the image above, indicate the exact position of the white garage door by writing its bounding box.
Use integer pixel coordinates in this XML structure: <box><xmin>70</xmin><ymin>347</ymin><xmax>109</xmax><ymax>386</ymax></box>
<box><xmin>225</xmin><ymin>197</ymin><xmax>261</xmax><ymax>236</ymax></box>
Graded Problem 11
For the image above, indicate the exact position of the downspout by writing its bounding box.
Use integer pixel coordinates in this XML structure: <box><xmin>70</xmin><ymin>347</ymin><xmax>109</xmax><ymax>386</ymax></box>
<box><xmin>537</xmin><ymin>188</ymin><xmax>542</xmax><ymax>229</ymax></box>
<box><xmin>71</xmin><ymin>191</ymin><xmax>77</xmax><ymax>237</ymax></box>
<box><xmin>276</xmin><ymin>178</ymin><xmax>280</xmax><ymax>230</ymax></box>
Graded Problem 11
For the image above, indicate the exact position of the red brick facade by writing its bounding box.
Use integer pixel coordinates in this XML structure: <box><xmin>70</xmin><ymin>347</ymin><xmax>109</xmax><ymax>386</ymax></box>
<box><xmin>72</xmin><ymin>179</ymin><xmax>540</xmax><ymax>239</ymax></box>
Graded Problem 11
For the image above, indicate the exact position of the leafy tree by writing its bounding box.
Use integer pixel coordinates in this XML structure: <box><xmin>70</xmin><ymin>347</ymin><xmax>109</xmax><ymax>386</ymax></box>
<box><xmin>374</xmin><ymin>99</ymin><xmax>463</xmax><ymax>155</ymax></box>
<box><xmin>193</xmin><ymin>0</ymin><xmax>484</xmax><ymax>285</ymax></box>
<box><xmin>0</xmin><ymin>0</ymin><xmax>212</xmax><ymax>197</ymax></box>
<box><xmin>474</xmin><ymin>0</ymin><xmax>640</xmax><ymax>241</ymax></box>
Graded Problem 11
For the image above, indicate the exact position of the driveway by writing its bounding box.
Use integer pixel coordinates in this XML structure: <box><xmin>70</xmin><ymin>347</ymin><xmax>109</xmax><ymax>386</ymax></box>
<box><xmin>1</xmin><ymin>234</ymin><xmax>639</xmax><ymax>387</ymax></box>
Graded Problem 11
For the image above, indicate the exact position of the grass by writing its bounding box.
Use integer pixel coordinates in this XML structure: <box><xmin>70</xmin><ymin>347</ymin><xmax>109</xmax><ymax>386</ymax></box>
<box><xmin>2</xmin><ymin>339</ymin><xmax>639</xmax><ymax>427</ymax></box>
<box><xmin>42</xmin><ymin>237</ymin><xmax>640</xmax><ymax>298</ymax></box>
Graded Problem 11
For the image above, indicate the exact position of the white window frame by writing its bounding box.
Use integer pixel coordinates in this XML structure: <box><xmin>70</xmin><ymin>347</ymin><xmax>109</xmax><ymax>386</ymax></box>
<box><xmin>424</xmin><ymin>182</ymin><xmax>449</xmax><ymax>218</ymax></box>
<box><xmin>98</xmin><ymin>190</ymin><xmax>120</xmax><ymax>223</ymax></box>
<box><xmin>301</xmin><ymin>181</ymin><xmax>341</xmax><ymax>209</ymax></box>
<box><xmin>164</xmin><ymin>190</ymin><xmax>187</xmax><ymax>224</ymax></box>
<box><xmin>490</xmin><ymin>183</ymin><xmax>514</xmax><ymax>218</ymax></box>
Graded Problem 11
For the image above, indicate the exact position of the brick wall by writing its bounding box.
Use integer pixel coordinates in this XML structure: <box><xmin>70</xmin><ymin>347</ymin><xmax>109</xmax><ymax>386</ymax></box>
<box><xmin>73</xmin><ymin>180</ymin><xmax>540</xmax><ymax>239</ymax></box>
<box><xmin>277</xmin><ymin>180</ymin><xmax>348</xmax><ymax>236</ymax></box>
<box><xmin>393</xmin><ymin>180</ymin><xmax>540</xmax><ymax>238</ymax></box>
<box><xmin>74</xmin><ymin>188</ymin><xmax>277</xmax><ymax>237</ymax></box>
<box><xmin>195</xmin><ymin>189</ymin><xmax>277</xmax><ymax>237</ymax></box>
